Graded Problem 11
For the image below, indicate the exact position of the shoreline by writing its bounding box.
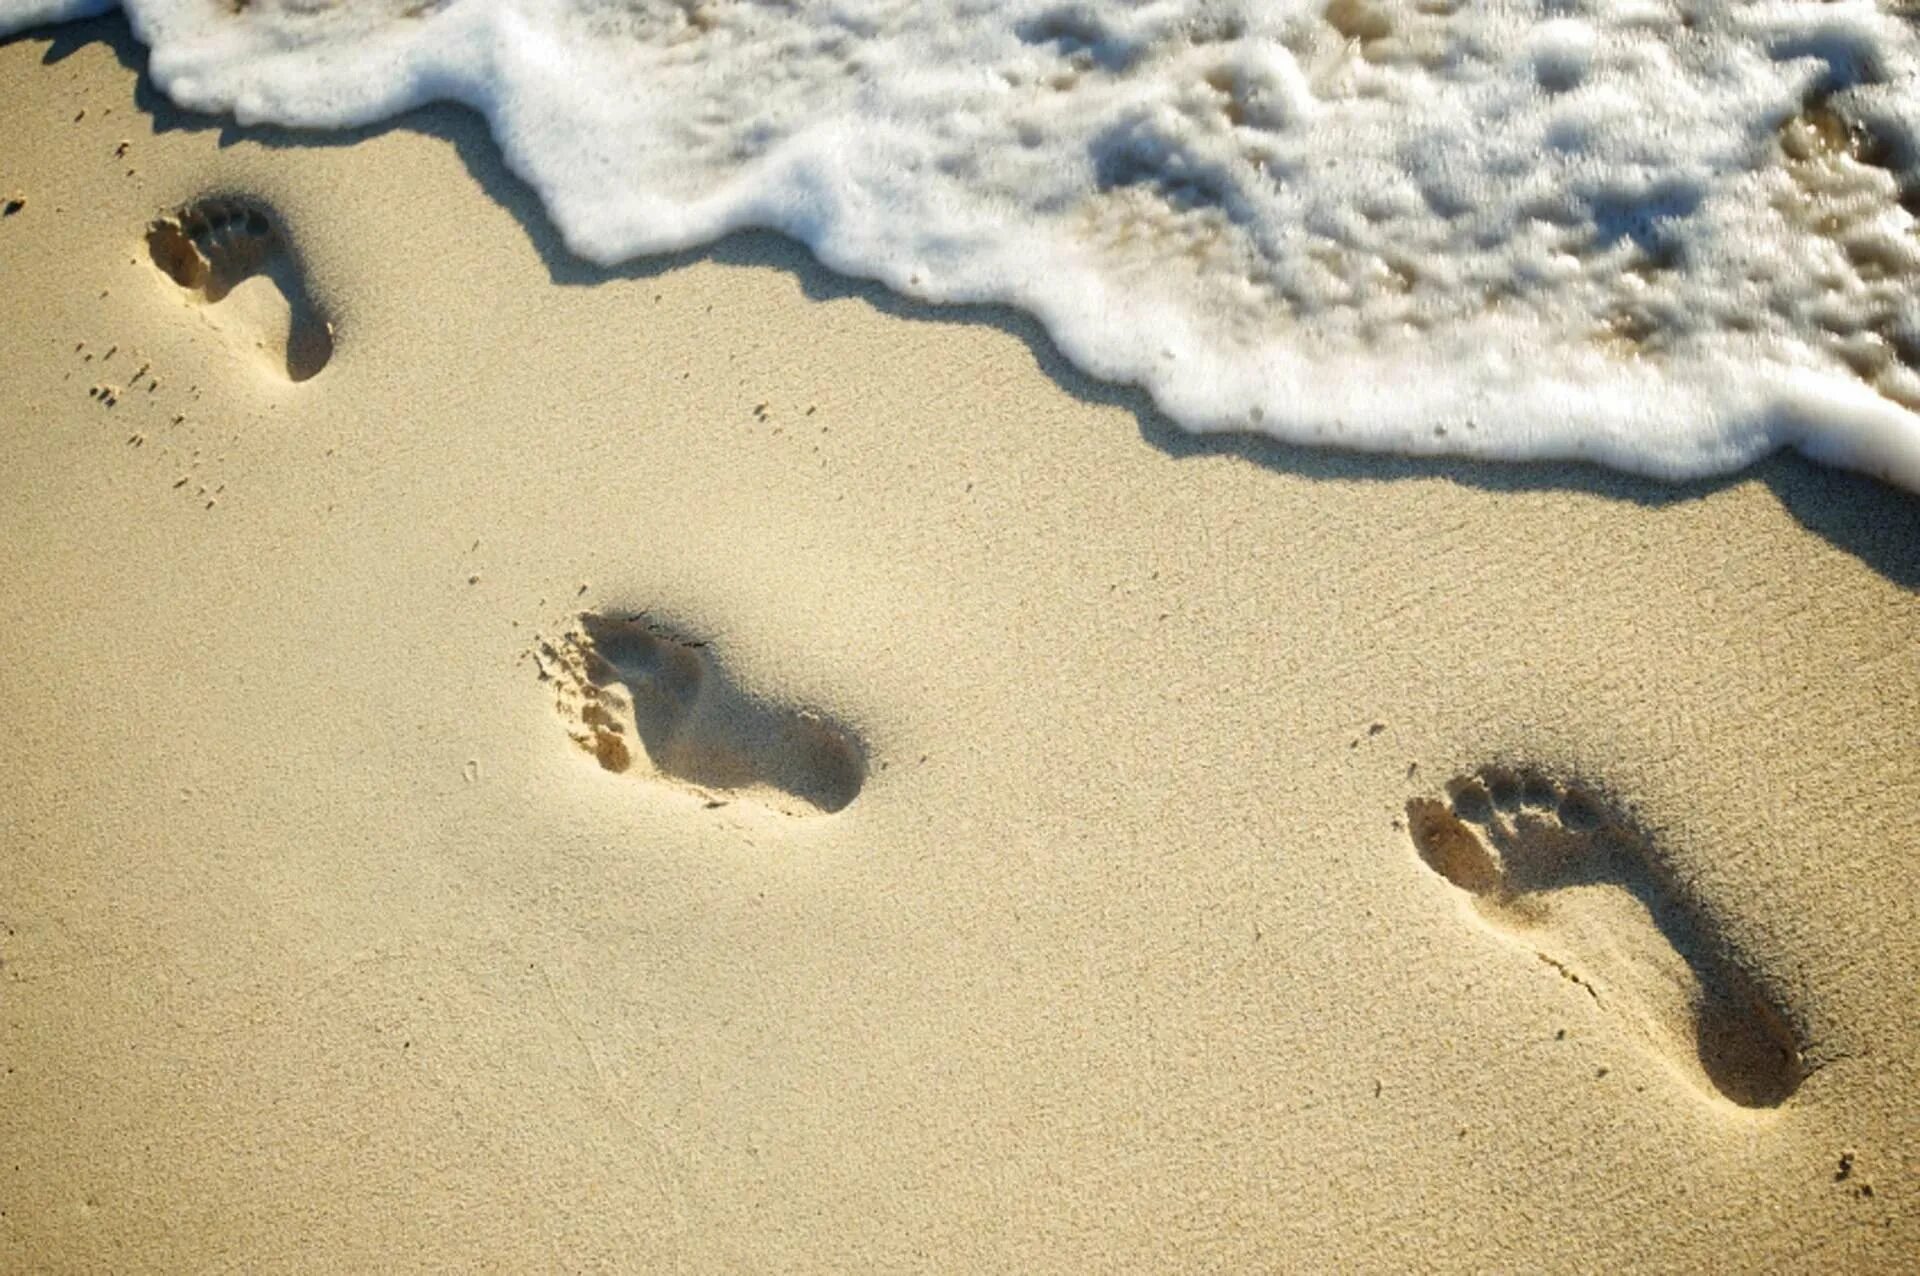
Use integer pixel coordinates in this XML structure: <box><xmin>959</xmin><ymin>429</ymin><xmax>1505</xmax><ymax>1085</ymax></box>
<box><xmin>14</xmin><ymin>7</ymin><xmax>1920</xmax><ymax>496</ymax></box>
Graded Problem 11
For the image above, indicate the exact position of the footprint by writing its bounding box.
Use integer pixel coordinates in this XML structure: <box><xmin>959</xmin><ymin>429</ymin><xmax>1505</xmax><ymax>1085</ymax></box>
<box><xmin>540</xmin><ymin>612</ymin><xmax>865</xmax><ymax>817</ymax></box>
<box><xmin>1406</xmin><ymin>767</ymin><xmax>1804</xmax><ymax>1109</ymax></box>
<box><xmin>146</xmin><ymin>198</ymin><xmax>333</xmax><ymax>381</ymax></box>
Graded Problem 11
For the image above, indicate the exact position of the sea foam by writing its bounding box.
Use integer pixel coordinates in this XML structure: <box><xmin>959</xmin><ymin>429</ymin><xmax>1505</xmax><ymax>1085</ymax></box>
<box><xmin>9</xmin><ymin>0</ymin><xmax>1920</xmax><ymax>489</ymax></box>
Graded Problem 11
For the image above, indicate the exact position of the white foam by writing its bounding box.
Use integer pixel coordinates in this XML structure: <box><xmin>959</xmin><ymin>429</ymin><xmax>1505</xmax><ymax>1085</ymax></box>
<box><xmin>10</xmin><ymin>0</ymin><xmax>1920</xmax><ymax>489</ymax></box>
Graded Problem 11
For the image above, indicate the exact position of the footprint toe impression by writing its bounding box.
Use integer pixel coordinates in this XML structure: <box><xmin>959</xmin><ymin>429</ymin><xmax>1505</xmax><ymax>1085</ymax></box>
<box><xmin>543</xmin><ymin>613</ymin><xmax>864</xmax><ymax>818</ymax></box>
<box><xmin>1408</xmin><ymin>768</ymin><xmax>1804</xmax><ymax>1109</ymax></box>
<box><xmin>147</xmin><ymin>198</ymin><xmax>332</xmax><ymax>381</ymax></box>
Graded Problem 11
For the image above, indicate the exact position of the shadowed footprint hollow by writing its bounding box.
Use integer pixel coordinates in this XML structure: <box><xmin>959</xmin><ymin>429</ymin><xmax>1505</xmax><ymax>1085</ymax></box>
<box><xmin>1407</xmin><ymin>766</ymin><xmax>1804</xmax><ymax>1110</ymax></box>
<box><xmin>147</xmin><ymin>197</ymin><xmax>333</xmax><ymax>381</ymax></box>
<box><xmin>543</xmin><ymin>612</ymin><xmax>865</xmax><ymax>818</ymax></box>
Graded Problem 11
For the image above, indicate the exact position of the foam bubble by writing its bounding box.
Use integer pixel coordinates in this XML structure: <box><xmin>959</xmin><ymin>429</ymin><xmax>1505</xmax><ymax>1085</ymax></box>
<box><xmin>9</xmin><ymin>0</ymin><xmax>1920</xmax><ymax>489</ymax></box>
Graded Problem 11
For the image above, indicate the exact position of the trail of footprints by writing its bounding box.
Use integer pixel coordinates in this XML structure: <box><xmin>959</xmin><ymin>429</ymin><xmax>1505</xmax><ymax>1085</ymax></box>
<box><xmin>1407</xmin><ymin>767</ymin><xmax>1805</xmax><ymax>1109</ymax></box>
<box><xmin>529</xmin><ymin>609</ymin><xmax>1809</xmax><ymax>1109</ymax></box>
<box><xmin>111</xmin><ymin>185</ymin><xmax>1832</xmax><ymax>1124</ymax></box>
<box><xmin>128</xmin><ymin>186</ymin><xmax>1801</xmax><ymax>1112</ymax></box>
<box><xmin>540</xmin><ymin>612</ymin><xmax>865</xmax><ymax>818</ymax></box>
<box><xmin>147</xmin><ymin>197</ymin><xmax>332</xmax><ymax>381</ymax></box>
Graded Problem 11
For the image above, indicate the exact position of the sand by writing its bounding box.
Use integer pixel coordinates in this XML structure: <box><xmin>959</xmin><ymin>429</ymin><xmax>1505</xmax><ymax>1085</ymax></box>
<box><xmin>2</xmin><ymin>17</ymin><xmax>1917</xmax><ymax>1272</ymax></box>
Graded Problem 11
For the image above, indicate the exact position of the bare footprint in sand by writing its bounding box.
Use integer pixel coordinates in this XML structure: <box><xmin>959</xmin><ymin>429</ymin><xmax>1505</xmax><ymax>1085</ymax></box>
<box><xmin>1407</xmin><ymin>767</ymin><xmax>1804</xmax><ymax>1109</ymax></box>
<box><xmin>540</xmin><ymin>613</ymin><xmax>864</xmax><ymax>818</ymax></box>
<box><xmin>147</xmin><ymin>198</ymin><xmax>332</xmax><ymax>381</ymax></box>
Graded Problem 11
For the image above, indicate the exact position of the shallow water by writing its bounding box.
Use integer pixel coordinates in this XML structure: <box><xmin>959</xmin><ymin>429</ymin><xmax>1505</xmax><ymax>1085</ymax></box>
<box><xmin>8</xmin><ymin>0</ymin><xmax>1920</xmax><ymax>489</ymax></box>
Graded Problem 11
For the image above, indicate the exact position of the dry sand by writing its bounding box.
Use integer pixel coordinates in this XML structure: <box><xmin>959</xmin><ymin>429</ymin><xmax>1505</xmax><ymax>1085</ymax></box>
<box><xmin>2</xmin><ymin>17</ymin><xmax>1917</xmax><ymax>1272</ymax></box>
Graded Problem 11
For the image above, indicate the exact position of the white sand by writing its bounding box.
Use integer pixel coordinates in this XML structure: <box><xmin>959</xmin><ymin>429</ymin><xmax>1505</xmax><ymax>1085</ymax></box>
<box><xmin>2</xmin><ymin>19</ymin><xmax>1916</xmax><ymax>1271</ymax></box>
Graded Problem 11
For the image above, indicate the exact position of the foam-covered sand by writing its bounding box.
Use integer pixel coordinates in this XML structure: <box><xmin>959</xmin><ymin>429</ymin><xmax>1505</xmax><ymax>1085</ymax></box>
<box><xmin>3</xmin><ymin>17</ymin><xmax>1919</xmax><ymax>1271</ymax></box>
